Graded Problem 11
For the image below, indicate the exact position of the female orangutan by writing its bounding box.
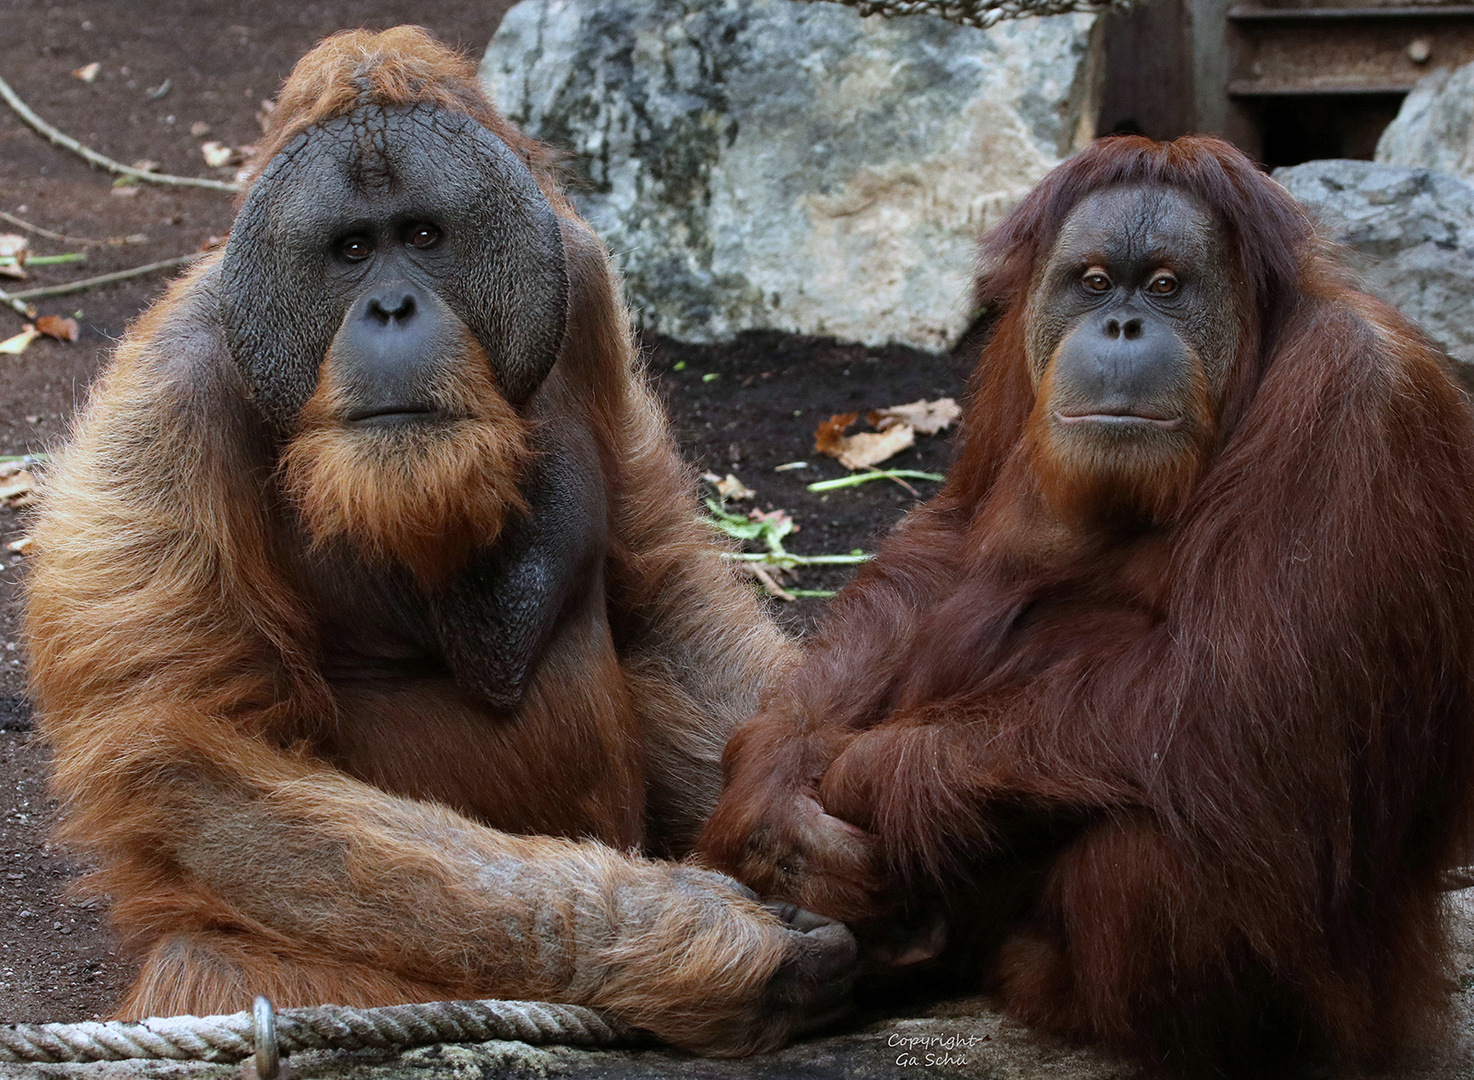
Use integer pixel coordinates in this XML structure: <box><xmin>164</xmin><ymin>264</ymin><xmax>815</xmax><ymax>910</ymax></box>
<box><xmin>702</xmin><ymin>135</ymin><xmax>1474</xmax><ymax>1075</ymax></box>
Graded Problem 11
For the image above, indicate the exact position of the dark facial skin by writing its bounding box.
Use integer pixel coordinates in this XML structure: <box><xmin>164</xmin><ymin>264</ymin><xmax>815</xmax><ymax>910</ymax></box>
<box><xmin>220</xmin><ymin>103</ymin><xmax>568</xmax><ymax>429</ymax></box>
<box><xmin>217</xmin><ymin>103</ymin><xmax>592</xmax><ymax>712</ymax></box>
<box><xmin>331</xmin><ymin>276</ymin><xmax>472</xmax><ymax>426</ymax></box>
<box><xmin>1024</xmin><ymin>185</ymin><xmax>1243</xmax><ymax>470</ymax></box>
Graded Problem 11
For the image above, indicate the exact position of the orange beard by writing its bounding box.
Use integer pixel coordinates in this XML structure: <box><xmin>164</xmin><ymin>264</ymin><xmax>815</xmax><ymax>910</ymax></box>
<box><xmin>280</xmin><ymin>341</ymin><xmax>532</xmax><ymax>587</ymax></box>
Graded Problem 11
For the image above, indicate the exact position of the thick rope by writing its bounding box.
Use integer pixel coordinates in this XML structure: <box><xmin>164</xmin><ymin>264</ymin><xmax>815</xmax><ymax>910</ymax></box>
<box><xmin>0</xmin><ymin>998</ymin><xmax>638</xmax><ymax>1065</ymax></box>
<box><xmin>800</xmin><ymin>0</ymin><xmax>1124</xmax><ymax>30</ymax></box>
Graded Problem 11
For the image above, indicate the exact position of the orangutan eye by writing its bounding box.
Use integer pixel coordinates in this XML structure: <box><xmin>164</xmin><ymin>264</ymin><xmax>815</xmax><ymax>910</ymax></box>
<box><xmin>406</xmin><ymin>223</ymin><xmax>441</xmax><ymax>250</ymax></box>
<box><xmin>338</xmin><ymin>236</ymin><xmax>373</xmax><ymax>262</ymax></box>
<box><xmin>1082</xmin><ymin>268</ymin><xmax>1112</xmax><ymax>293</ymax></box>
<box><xmin>1147</xmin><ymin>271</ymin><xmax>1180</xmax><ymax>296</ymax></box>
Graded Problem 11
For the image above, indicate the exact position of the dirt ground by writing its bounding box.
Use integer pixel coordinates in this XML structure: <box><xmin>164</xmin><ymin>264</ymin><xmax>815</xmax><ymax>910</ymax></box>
<box><xmin>0</xmin><ymin>1</ymin><xmax>971</xmax><ymax>1024</ymax></box>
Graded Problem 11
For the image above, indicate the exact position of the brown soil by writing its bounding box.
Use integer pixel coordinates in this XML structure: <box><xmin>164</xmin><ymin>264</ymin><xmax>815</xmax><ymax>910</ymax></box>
<box><xmin>0</xmin><ymin>1</ymin><xmax>970</xmax><ymax>1023</ymax></box>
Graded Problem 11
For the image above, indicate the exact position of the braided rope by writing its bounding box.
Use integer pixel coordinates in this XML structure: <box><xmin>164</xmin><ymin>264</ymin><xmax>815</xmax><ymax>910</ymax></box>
<box><xmin>799</xmin><ymin>0</ymin><xmax>1124</xmax><ymax>30</ymax></box>
<box><xmin>0</xmin><ymin>998</ymin><xmax>637</xmax><ymax>1064</ymax></box>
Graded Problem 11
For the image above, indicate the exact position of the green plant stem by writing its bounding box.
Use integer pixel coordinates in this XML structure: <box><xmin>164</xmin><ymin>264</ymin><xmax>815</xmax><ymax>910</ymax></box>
<box><xmin>0</xmin><ymin>74</ymin><xmax>240</xmax><ymax>192</ymax></box>
<box><xmin>1</xmin><ymin>253</ymin><xmax>86</xmax><ymax>266</ymax></box>
<box><xmin>725</xmin><ymin>552</ymin><xmax>871</xmax><ymax>567</ymax></box>
<box><xmin>807</xmin><ymin>469</ymin><xmax>945</xmax><ymax>492</ymax></box>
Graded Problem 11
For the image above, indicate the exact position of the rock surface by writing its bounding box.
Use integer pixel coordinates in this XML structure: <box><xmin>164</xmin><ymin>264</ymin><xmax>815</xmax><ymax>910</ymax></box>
<box><xmin>1376</xmin><ymin>62</ymin><xmax>1474</xmax><ymax>182</ymax></box>
<box><xmin>1273</xmin><ymin>159</ymin><xmax>1474</xmax><ymax>370</ymax></box>
<box><xmin>481</xmin><ymin>0</ymin><xmax>1100</xmax><ymax>350</ymax></box>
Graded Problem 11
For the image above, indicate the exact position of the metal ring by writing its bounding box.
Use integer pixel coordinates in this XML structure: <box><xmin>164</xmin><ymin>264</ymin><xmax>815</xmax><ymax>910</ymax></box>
<box><xmin>252</xmin><ymin>995</ymin><xmax>281</xmax><ymax>1080</ymax></box>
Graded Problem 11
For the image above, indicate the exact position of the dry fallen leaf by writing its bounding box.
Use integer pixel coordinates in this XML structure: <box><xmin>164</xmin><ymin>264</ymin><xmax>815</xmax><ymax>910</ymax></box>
<box><xmin>702</xmin><ymin>472</ymin><xmax>756</xmax><ymax>501</ymax></box>
<box><xmin>748</xmin><ymin>506</ymin><xmax>796</xmax><ymax>532</ymax></box>
<box><xmin>35</xmin><ymin>315</ymin><xmax>79</xmax><ymax>342</ymax></box>
<box><xmin>0</xmin><ymin>233</ymin><xmax>28</xmax><ymax>280</ymax></box>
<box><xmin>867</xmin><ymin>397</ymin><xmax>961</xmax><ymax>436</ymax></box>
<box><xmin>201</xmin><ymin>141</ymin><xmax>240</xmax><ymax>168</ymax></box>
<box><xmin>72</xmin><ymin>62</ymin><xmax>100</xmax><ymax>83</ymax></box>
<box><xmin>814</xmin><ymin>412</ymin><xmax>860</xmax><ymax>457</ymax></box>
<box><xmin>835</xmin><ymin>425</ymin><xmax>916</xmax><ymax>470</ymax></box>
<box><xmin>0</xmin><ymin>326</ymin><xmax>39</xmax><ymax>355</ymax></box>
<box><xmin>814</xmin><ymin>410</ymin><xmax>916</xmax><ymax>470</ymax></box>
<box><xmin>0</xmin><ymin>470</ymin><xmax>35</xmax><ymax>505</ymax></box>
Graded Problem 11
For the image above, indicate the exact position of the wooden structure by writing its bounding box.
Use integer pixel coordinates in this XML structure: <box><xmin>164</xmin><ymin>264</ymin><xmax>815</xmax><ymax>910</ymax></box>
<box><xmin>1100</xmin><ymin>0</ymin><xmax>1474</xmax><ymax>165</ymax></box>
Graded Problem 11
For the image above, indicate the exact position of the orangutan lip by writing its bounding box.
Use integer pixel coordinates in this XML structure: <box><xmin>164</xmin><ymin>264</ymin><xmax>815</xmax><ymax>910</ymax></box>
<box><xmin>345</xmin><ymin>405</ymin><xmax>443</xmax><ymax>425</ymax></box>
<box><xmin>1054</xmin><ymin>411</ymin><xmax>1182</xmax><ymax>431</ymax></box>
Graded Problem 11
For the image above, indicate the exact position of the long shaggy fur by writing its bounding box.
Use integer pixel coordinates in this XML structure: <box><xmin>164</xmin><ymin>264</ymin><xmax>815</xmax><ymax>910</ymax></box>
<box><xmin>701</xmin><ymin>135</ymin><xmax>1474</xmax><ymax>1073</ymax></box>
<box><xmin>26</xmin><ymin>27</ymin><xmax>808</xmax><ymax>1057</ymax></box>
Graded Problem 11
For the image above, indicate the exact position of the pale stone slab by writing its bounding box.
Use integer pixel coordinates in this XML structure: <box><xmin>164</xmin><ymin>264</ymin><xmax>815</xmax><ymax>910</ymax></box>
<box><xmin>481</xmin><ymin>0</ymin><xmax>1101</xmax><ymax>350</ymax></box>
<box><xmin>1274</xmin><ymin>159</ymin><xmax>1474</xmax><ymax>371</ymax></box>
<box><xmin>1376</xmin><ymin>62</ymin><xmax>1474</xmax><ymax>183</ymax></box>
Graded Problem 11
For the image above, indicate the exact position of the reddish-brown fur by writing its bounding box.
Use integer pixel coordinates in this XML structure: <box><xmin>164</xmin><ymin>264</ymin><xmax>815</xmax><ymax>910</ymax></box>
<box><xmin>24</xmin><ymin>29</ymin><xmax>827</xmax><ymax>1055</ymax></box>
<box><xmin>281</xmin><ymin>323</ymin><xmax>531</xmax><ymax>587</ymax></box>
<box><xmin>701</xmin><ymin>136</ymin><xmax>1474</xmax><ymax>1072</ymax></box>
<box><xmin>243</xmin><ymin>27</ymin><xmax>571</xmax><ymax>214</ymax></box>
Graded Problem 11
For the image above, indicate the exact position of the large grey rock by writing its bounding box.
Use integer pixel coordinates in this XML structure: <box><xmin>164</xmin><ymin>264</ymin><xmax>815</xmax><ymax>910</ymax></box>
<box><xmin>1273</xmin><ymin>159</ymin><xmax>1474</xmax><ymax>368</ymax></box>
<box><xmin>1376</xmin><ymin>62</ymin><xmax>1474</xmax><ymax>182</ymax></box>
<box><xmin>481</xmin><ymin>0</ymin><xmax>1100</xmax><ymax>350</ymax></box>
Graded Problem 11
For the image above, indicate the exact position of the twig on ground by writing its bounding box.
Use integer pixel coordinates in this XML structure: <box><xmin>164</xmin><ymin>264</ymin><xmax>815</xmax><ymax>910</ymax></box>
<box><xmin>0</xmin><ymin>210</ymin><xmax>148</xmax><ymax>247</ymax></box>
<box><xmin>745</xmin><ymin>563</ymin><xmax>796</xmax><ymax>601</ymax></box>
<box><xmin>0</xmin><ymin>74</ymin><xmax>241</xmax><ymax>193</ymax></box>
<box><xmin>9</xmin><ymin>253</ymin><xmax>200</xmax><ymax>301</ymax></box>
<box><xmin>0</xmin><ymin>286</ymin><xmax>35</xmax><ymax>319</ymax></box>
